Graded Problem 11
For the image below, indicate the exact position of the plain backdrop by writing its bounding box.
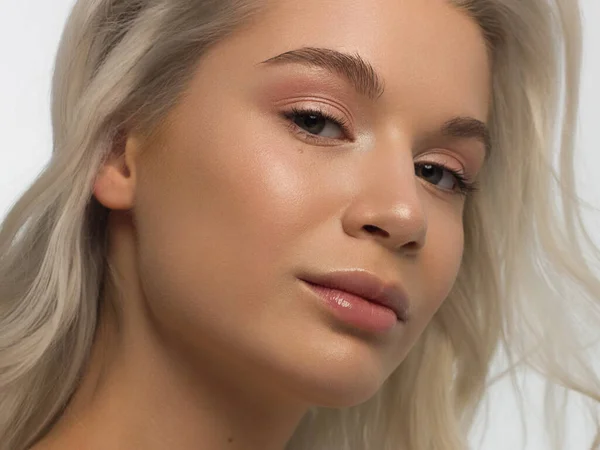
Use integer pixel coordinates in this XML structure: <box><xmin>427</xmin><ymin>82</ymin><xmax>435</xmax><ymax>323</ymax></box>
<box><xmin>0</xmin><ymin>1</ymin><xmax>598</xmax><ymax>448</ymax></box>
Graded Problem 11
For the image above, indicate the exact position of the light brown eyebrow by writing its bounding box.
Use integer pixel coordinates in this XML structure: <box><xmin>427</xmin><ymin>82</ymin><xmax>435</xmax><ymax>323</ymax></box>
<box><xmin>440</xmin><ymin>116</ymin><xmax>492</xmax><ymax>156</ymax></box>
<box><xmin>258</xmin><ymin>46</ymin><xmax>386</xmax><ymax>101</ymax></box>
<box><xmin>258</xmin><ymin>47</ymin><xmax>492</xmax><ymax>156</ymax></box>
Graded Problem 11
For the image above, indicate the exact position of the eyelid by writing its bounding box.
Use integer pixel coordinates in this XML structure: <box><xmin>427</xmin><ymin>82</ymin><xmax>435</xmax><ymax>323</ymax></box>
<box><xmin>280</xmin><ymin>103</ymin><xmax>356</xmax><ymax>143</ymax></box>
<box><xmin>415</xmin><ymin>150</ymin><xmax>473</xmax><ymax>180</ymax></box>
<box><xmin>274</xmin><ymin>94</ymin><xmax>356</xmax><ymax>125</ymax></box>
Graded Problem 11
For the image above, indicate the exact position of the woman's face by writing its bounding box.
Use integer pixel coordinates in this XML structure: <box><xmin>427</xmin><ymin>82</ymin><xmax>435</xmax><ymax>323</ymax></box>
<box><xmin>122</xmin><ymin>0</ymin><xmax>490</xmax><ymax>406</ymax></box>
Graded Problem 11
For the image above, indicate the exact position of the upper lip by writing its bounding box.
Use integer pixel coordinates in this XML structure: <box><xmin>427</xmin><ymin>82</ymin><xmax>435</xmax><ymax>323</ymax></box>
<box><xmin>298</xmin><ymin>269</ymin><xmax>409</xmax><ymax>322</ymax></box>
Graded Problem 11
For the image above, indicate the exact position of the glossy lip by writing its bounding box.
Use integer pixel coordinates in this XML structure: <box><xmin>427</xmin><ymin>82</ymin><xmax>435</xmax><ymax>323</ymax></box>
<box><xmin>298</xmin><ymin>269</ymin><xmax>410</xmax><ymax>323</ymax></box>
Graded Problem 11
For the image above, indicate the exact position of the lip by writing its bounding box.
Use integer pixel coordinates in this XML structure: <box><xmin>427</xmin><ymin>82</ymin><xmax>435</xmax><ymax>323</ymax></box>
<box><xmin>298</xmin><ymin>269</ymin><xmax>409</xmax><ymax>323</ymax></box>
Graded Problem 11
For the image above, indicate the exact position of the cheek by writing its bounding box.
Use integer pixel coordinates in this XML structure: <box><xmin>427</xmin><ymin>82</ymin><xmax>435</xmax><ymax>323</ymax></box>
<box><xmin>418</xmin><ymin>204</ymin><xmax>465</xmax><ymax>316</ymax></box>
<box><xmin>129</xmin><ymin>109</ymin><xmax>316</xmax><ymax>337</ymax></box>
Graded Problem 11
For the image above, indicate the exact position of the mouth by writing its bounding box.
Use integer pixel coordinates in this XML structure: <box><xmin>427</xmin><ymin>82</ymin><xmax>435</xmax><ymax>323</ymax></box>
<box><xmin>298</xmin><ymin>269</ymin><xmax>409</xmax><ymax>333</ymax></box>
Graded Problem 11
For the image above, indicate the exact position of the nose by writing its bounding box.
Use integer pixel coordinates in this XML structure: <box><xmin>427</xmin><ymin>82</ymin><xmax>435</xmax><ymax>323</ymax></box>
<box><xmin>341</xmin><ymin>141</ymin><xmax>428</xmax><ymax>254</ymax></box>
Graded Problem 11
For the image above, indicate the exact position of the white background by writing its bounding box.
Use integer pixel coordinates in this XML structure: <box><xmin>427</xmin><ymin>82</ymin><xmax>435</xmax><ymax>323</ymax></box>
<box><xmin>0</xmin><ymin>1</ymin><xmax>598</xmax><ymax>448</ymax></box>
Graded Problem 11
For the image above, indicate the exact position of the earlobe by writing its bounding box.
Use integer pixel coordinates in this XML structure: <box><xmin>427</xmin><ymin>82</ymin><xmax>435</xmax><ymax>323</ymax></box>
<box><xmin>92</xmin><ymin>132</ymin><xmax>139</xmax><ymax>211</ymax></box>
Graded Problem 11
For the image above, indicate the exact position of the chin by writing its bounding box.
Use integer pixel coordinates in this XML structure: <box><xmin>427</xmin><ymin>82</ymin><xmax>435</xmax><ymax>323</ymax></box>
<box><xmin>279</xmin><ymin>344</ymin><xmax>395</xmax><ymax>409</ymax></box>
<box><xmin>302</xmin><ymin>373</ymin><xmax>387</xmax><ymax>409</ymax></box>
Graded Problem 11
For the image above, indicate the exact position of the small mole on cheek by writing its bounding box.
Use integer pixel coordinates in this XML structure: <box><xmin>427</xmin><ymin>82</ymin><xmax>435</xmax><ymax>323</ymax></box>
<box><xmin>228</xmin><ymin>437</ymin><xmax>234</xmax><ymax>443</ymax></box>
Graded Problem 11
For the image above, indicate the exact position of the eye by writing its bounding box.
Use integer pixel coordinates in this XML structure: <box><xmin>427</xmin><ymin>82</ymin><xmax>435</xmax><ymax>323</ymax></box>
<box><xmin>414</xmin><ymin>162</ymin><xmax>479</xmax><ymax>196</ymax></box>
<box><xmin>282</xmin><ymin>107</ymin><xmax>351</xmax><ymax>141</ymax></box>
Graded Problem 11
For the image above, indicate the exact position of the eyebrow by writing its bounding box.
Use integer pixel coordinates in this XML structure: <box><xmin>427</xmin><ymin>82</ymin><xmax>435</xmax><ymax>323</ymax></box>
<box><xmin>258</xmin><ymin>46</ymin><xmax>492</xmax><ymax>155</ymax></box>
<box><xmin>439</xmin><ymin>116</ymin><xmax>492</xmax><ymax>156</ymax></box>
<box><xmin>258</xmin><ymin>46</ymin><xmax>385</xmax><ymax>100</ymax></box>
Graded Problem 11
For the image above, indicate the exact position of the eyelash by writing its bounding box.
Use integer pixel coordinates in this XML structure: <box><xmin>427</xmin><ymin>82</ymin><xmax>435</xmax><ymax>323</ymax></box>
<box><xmin>282</xmin><ymin>107</ymin><xmax>480</xmax><ymax>196</ymax></box>
<box><xmin>414</xmin><ymin>162</ymin><xmax>480</xmax><ymax>196</ymax></box>
<box><xmin>282</xmin><ymin>106</ymin><xmax>352</xmax><ymax>141</ymax></box>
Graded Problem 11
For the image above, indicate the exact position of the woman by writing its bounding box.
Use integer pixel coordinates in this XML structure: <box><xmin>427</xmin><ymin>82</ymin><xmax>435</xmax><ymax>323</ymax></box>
<box><xmin>0</xmin><ymin>0</ymin><xmax>599</xmax><ymax>449</ymax></box>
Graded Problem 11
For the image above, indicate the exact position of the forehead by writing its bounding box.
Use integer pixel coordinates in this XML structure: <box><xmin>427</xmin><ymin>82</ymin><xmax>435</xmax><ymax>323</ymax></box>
<box><xmin>203</xmin><ymin>0</ymin><xmax>491</xmax><ymax>121</ymax></box>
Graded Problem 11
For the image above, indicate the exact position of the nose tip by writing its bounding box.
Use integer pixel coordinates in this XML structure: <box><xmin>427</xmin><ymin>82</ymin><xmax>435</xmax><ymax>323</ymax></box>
<box><xmin>362</xmin><ymin>204</ymin><xmax>427</xmax><ymax>252</ymax></box>
<box><xmin>342</xmin><ymin>139</ymin><xmax>429</xmax><ymax>253</ymax></box>
<box><xmin>342</xmin><ymin>181</ymin><xmax>428</xmax><ymax>253</ymax></box>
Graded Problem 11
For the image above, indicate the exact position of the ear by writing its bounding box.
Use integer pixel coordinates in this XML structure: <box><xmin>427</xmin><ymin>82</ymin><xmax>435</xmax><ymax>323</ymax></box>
<box><xmin>93</xmin><ymin>130</ymin><xmax>142</xmax><ymax>211</ymax></box>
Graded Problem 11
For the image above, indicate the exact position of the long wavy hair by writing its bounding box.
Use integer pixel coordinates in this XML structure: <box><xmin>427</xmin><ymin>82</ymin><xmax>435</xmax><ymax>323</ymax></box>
<box><xmin>1</xmin><ymin>0</ymin><xmax>599</xmax><ymax>449</ymax></box>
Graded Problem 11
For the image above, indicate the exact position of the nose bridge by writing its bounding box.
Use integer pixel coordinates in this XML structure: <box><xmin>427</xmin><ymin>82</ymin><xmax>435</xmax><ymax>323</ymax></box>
<box><xmin>365</xmin><ymin>134</ymin><xmax>416</xmax><ymax>193</ymax></box>
<box><xmin>352</xmin><ymin>133</ymin><xmax>428</xmax><ymax>251</ymax></box>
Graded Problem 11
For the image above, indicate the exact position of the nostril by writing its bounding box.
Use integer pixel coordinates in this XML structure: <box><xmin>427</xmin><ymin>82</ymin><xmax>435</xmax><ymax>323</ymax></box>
<box><xmin>363</xmin><ymin>225</ymin><xmax>388</xmax><ymax>237</ymax></box>
<box><xmin>403</xmin><ymin>241</ymin><xmax>420</xmax><ymax>252</ymax></box>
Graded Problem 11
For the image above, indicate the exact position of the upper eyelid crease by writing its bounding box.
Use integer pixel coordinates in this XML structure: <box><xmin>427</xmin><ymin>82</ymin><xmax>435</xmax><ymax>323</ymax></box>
<box><xmin>257</xmin><ymin>46</ymin><xmax>492</xmax><ymax>157</ymax></box>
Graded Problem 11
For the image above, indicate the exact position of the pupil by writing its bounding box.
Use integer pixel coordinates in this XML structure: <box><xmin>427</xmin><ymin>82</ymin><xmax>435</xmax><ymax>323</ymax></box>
<box><xmin>420</xmin><ymin>164</ymin><xmax>443</xmax><ymax>184</ymax></box>
<box><xmin>423</xmin><ymin>165</ymin><xmax>434</xmax><ymax>176</ymax></box>
<box><xmin>297</xmin><ymin>114</ymin><xmax>325</xmax><ymax>134</ymax></box>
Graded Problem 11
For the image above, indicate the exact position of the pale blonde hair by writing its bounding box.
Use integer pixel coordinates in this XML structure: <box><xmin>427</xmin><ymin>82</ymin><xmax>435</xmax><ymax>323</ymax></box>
<box><xmin>1</xmin><ymin>0</ymin><xmax>599</xmax><ymax>449</ymax></box>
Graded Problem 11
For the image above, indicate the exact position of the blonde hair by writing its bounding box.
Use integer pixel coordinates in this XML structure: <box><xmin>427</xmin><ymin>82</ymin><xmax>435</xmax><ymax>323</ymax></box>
<box><xmin>1</xmin><ymin>0</ymin><xmax>599</xmax><ymax>449</ymax></box>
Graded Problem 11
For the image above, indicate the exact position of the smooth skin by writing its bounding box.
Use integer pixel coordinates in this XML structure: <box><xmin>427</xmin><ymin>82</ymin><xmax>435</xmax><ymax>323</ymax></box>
<box><xmin>33</xmin><ymin>0</ymin><xmax>490</xmax><ymax>449</ymax></box>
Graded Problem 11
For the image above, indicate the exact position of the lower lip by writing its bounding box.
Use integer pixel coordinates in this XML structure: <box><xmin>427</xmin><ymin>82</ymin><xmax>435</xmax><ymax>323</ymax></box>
<box><xmin>301</xmin><ymin>280</ymin><xmax>398</xmax><ymax>333</ymax></box>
